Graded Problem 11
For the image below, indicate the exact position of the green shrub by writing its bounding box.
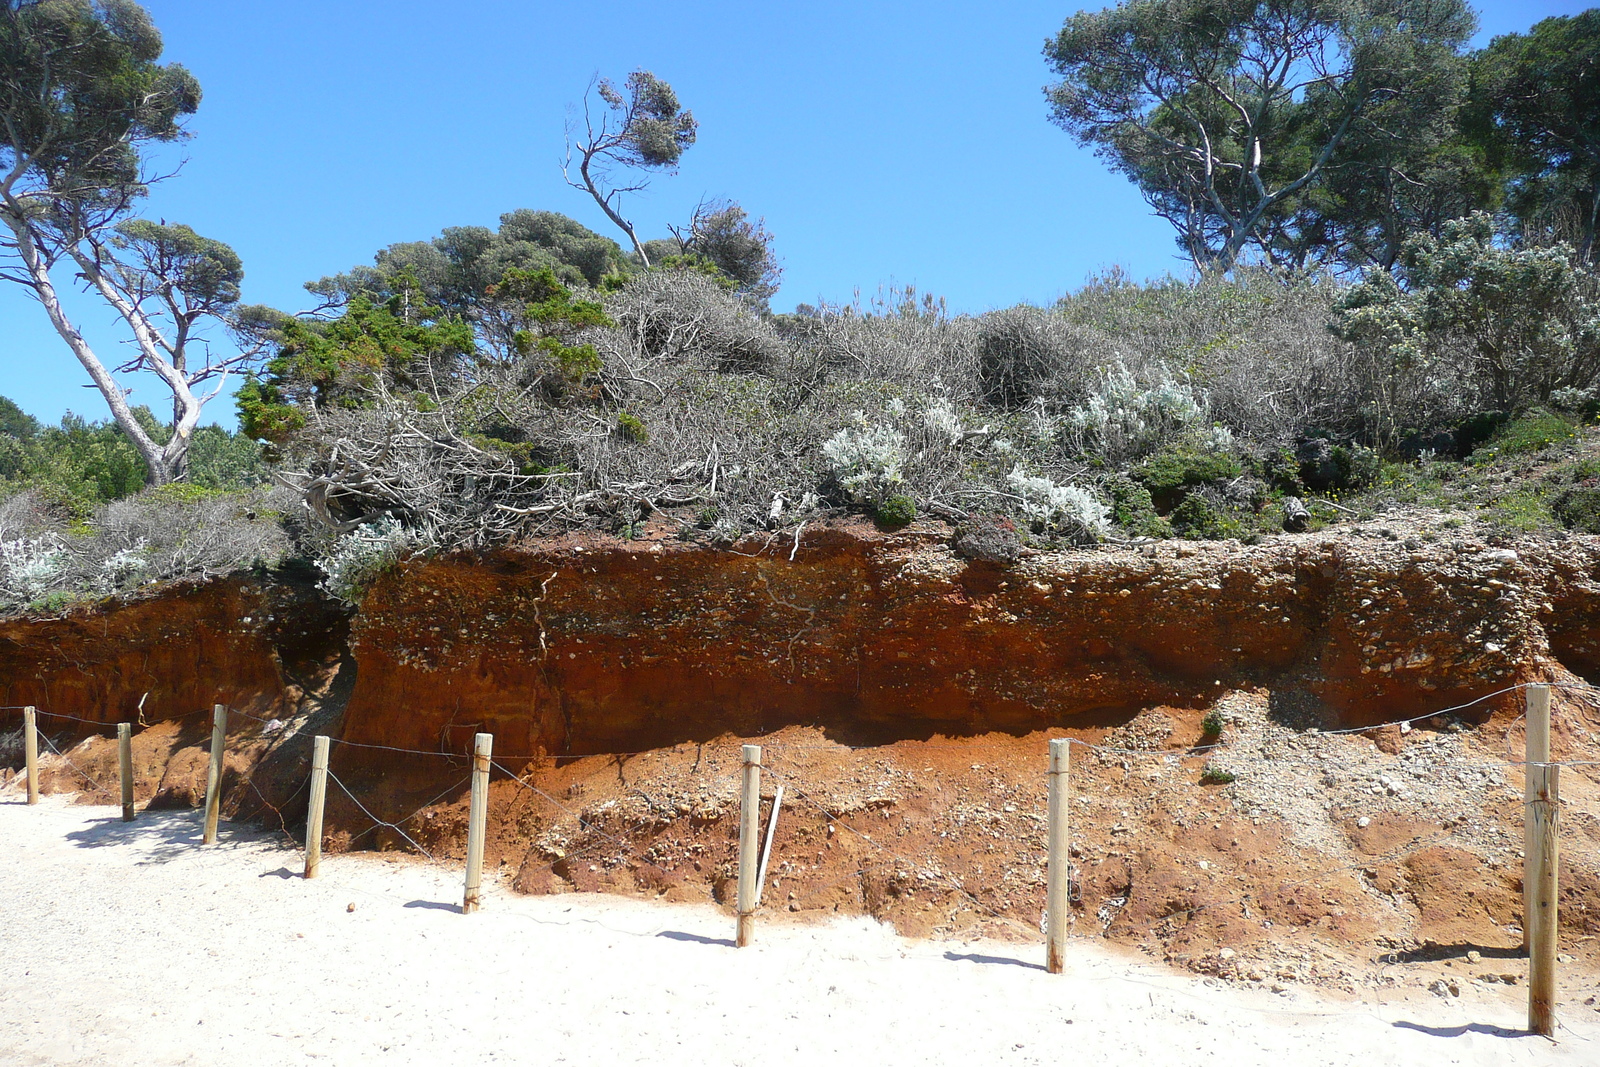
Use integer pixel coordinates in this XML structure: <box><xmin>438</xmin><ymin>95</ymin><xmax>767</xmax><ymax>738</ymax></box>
<box><xmin>142</xmin><ymin>482</ymin><xmax>226</xmax><ymax>506</ymax></box>
<box><xmin>1103</xmin><ymin>473</ymin><xmax>1171</xmax><ymax>538</ymax></box>
<box><xmin>1132</xmin><ymin>451</ymin><xmax>1241</xmax><ymax>502</ymax></box>
<box><xmin>1455</xmin><ymin>411</ymin><xmax>1510</xmax><ymax>453</ymax></box>
<box><xmin>1298</xmin><ymin>437</ymin><xmax>1379</xmax><ymax>492</ymax></box>
<box><xmin>875</xmin><ymin>494</ymin><xmax>917</xmax><ymax>528</ymax></box>
<box><xmin>1332</xmin><ymin>444</ymin><xmax>1381</xmax><ymax>490</ymax></box>
<box><xmin>1200</xmin><ymin>709</ymin><xmax>1224</xmax><ymax>737</ymax></box>
<box><xmin>1552</xmin><ymin>483</ymin><xmax>1600</xmax><ymax>533</ymax></box>
<box><xmin>617</xmin><ymin>411</ymin><xmax>649</xmax><ymax>444</ymax></box>
<box><xmin>1170</xmin><ymin>495</ymin><xmax>1230</xmax><ymax>540</ymax></box>
<box><xmin>1258</xmin><ymin>448</ymin><xmax>1304</xmax><ymax>493</ymax></box>
<box><xmin>25</xmin><ymin>590</ymin><xmax>78</xmax><ymax>615</ymax></box>
<box><xmin>1199</xmin><ymin>766</ymin><xmax>1236</xmax><ymax>785</ymax></box>
<box><xmin>1483</xmin><ymin>489</ymin><xmax>1555</xmax><ymax>531</ymax></box>
<box><xmin>1133</xmin><ymin>447</ymin><xmax>1242</xmax><ymax>503</ymax></box>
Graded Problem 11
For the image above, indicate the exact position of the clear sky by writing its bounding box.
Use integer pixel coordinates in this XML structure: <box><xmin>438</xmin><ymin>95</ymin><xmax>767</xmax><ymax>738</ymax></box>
<box><xmin>1</xmin><ymin>0</ymin><xmax>1593</xmax><ymax>427</ymax></box>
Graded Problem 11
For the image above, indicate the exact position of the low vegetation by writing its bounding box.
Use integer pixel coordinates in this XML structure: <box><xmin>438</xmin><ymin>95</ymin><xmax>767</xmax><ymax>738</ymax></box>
<box><xmin>8</xmin><ymin>1</ymin><xmax>1600</xmax><ymax>612</ymax></box>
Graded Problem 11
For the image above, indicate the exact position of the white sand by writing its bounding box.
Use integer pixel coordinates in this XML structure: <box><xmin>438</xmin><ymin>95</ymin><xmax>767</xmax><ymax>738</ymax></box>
<box><xmin>0</xmin><ymin>793</ymin><xmax>1592</xmax><ymax>1067</ymax></box>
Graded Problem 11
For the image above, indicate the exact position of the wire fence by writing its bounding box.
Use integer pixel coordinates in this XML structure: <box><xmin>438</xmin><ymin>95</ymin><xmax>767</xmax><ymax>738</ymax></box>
<box><xmin>1</xmin><ymin>678</ymin><xmax>1594</xmax><ymax>967</ymax></box>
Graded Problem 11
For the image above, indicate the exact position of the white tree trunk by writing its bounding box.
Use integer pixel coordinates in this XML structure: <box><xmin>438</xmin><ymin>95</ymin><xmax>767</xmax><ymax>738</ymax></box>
<box><xmin>1</xmin><ymin>216</ymin><xmax>174</xmax><ymax>483</ymax></box>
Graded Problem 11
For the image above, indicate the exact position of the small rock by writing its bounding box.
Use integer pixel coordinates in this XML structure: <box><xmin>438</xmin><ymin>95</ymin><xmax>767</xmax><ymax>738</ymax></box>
<box><xmin>1466</xmin><ymin>950</ymin><xmax>1481</xmax><ymax>964</ymax></box>
<box><xmin>1429</xmin><ymin>978</ymin><xmax>1460</xmax><ymax>998</ymax></box>
<box><xmin>347</xmin><ymin>903</ymin><xmax>356</xmax><ymax>913</ymax></box>
<box><xmin>1357</xmin><ymin>816</ymin><xmax>1371</xmax><ymax>829</ymax></box>
<box><xmin>953</xmin><ymin>516</ymin><xmax>1022</xmax><ymax>564</ymax></box>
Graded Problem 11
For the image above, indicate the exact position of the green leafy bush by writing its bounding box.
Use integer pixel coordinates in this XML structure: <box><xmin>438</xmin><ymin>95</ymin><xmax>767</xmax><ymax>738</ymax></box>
<box><xmin>617</xmin><ymin>411</ymin><xmax>649</xmax><ymax>444</ymax></box>
<box><xmin>875</xmin><ymin>494</ymin><xmax>916</xmax><ymax>527</ymax></box>
<box><xmin>1297</xmin><ymin>438</ymin><xmax>1379</xmax><ymax>492</ymax></box>
<box><xmin>1134</xmin><ymin>447</ymin><xmax>1242</xmax><ymax>506</ymax></box>
<box><xmin>1103</xmin><ymin>473</ymin><xmax>1170</xmax><ymax>538</ymax></box>
<box><xmin>1200</xmin><ymin>709</ymin><xmax>1224</xmax><ymax>737</ymax></box>
<box><xmin>1170</xmin><ymin>494</ymin><xmax>1230</xmax><ymax>539</ymax></box>
<box><xmin>1473</xmin><ymin>408</ymin><xmax>1575</xmax><ymax>462</ymax></box>
<box><xmin>1553</xmin><ymin>485</ymin><xmax>1600</xmax><ymax>533</ymax></box>
<box><xmin>1200</xmin><ymin>766</ymin><xmax>1237</xmax><ymax>785</ymax></box>
<box><xmin>1547</xmin><ymin>459</ymin><xmax>1600</xmax><ymax>533</ymax></box>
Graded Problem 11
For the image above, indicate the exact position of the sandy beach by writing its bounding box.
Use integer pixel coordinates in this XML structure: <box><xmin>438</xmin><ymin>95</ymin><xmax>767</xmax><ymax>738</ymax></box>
<box><xmin>1</xmin><ymin>792</ymin><xmax>1593</xmax><ymax>1067</ymax></box>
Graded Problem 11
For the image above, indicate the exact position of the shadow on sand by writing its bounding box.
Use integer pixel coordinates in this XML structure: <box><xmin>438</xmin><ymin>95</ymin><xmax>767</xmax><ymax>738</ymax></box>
<box><xmin>943</xmin><ymin>950</ymin><xmax>1046</xmax><ymax>972</ymax></box>
<box><xmin>63</xmin><ymin>809</ymin><xmax>287</xmax><ymax>865</ymax></box>
<box><xmin>656</xmin><ymin>930</ymin><xmax>736</xmax><ymax>948</ymax></box>
<box><xmin>1392</xmin><ymin>1021</ymin><xmax>1536</xmax><ymax>1040</ymax></box>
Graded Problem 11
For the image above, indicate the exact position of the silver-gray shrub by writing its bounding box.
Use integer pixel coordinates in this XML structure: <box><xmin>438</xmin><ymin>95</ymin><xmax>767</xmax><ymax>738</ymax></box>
<box><xmin>0</xmin><ymin>486</ymin><xmax>290</xmax><ymax>614</ymax></box>
<box><xmin>1005</xmin><ymin>467</ymin><xmax>1109</xmax><ymax>543</ymax></box>
<box><xmin>1062</xmin><ymin>362</ymin><xmax>1207</xmax><ymax>463</ymax></box>
<box><xmin>316</xmin><ymin>516</ymin><xmax>413</xmax><ymax>604</ymax></box>
<box><xmin>822</xmin><ymin>421</ymin><xmax>906</xmax><ymax>504</ymax></box>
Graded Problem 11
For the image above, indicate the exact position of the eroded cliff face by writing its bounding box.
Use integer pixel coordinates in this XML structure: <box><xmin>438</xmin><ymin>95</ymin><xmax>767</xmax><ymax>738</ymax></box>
<box><xmin>7</xmin><ymin>523</ymin><xmax>1600</xmax><ymax>990</ymax></box>
<box><xmin>0</xmin><ymin>567</ymin><xmax>351</xmax><ymax>815</ymax></box>
<box><xmin>341</xmin><ymin>523</ymin><xmax>1600</xmax><ymax>758</ymax></box>
<box><xmin>0</xmin><ymin>567</ymin><xmax>350</xmax><ymax>727</ymax></box>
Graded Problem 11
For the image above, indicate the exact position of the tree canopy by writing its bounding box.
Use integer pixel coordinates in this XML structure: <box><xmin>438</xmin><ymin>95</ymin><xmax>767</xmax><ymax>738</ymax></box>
<box><xmin>0</xmin><ymin>0</ymin><xmax>259</xmax><ymax>484</ymax></box>
<box><xmin>1045</xmin><ymin>0</ymin><xmax>1477</xmax><ymax>272</ymax></box>
<box><xmin>1473</xmin><ymin>11</ymin><xmax>1600</xmax><ymax>261</ymax></box>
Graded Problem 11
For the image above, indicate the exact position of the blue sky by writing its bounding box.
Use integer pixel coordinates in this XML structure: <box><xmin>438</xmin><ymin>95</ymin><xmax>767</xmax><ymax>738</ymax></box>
<box><xmin>1</xmin><ymin>0</ymin><xmax>1592</xmax><ymax>427</ymax></box>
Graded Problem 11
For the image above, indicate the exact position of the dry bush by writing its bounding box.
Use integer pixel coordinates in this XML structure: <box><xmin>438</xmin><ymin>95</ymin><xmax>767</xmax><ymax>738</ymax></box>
<box><xmin>0</xmin><ymin>490</ymin><xmax>57</xmax><ymax>542</ymax></box>
<box><xmin>973</xmin><ymin>306</ymin><xmax>1108</xmax><ymax>409</ymax></box>
<box><xmin>0</xmin><ymin>484</ymin><xmax>291</xmax><ymax>614</ymax></box>
<box><xmin>268</xmin><ymin>266</ymin><xmax>1440</xmax><ymax>551</ymax></box>
<box><xmin>1059</xmin><ymin>269</ymin><xmax>1370</xmax><ymax>444</ymax></box>
<box><xmin>600</xmin><ymin>269</ymin><xmax>786</xmax><ymax>377</ymax></box>
<box><xmin>88</xmin><ymin>488</ymin><xmax>291</xmax><ymax>585</ymax></box>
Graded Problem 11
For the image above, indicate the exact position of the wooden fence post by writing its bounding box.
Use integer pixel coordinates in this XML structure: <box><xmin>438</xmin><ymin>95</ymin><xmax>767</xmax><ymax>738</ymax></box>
<box><xmin>23</xmin><ymin>706</ymin><xmax>38</xmax><ymax>805</ymax></box>
<box><xmin>1522</xmin><ymin>684</ymin><xmax>1550</xmax><ymax>947</ymax></box>
<box><xmin>203</xmin><ymin>704</ymin><xmax>227</xmax><ymax>844</ymax></box>
<box><xmin>736</xmin><ymin>744</ymin><xmax>762</xmax><ymax>947</ymax></box>
<box><xmin>304</xmin><ymin>735</ymin><xmax>330</xmax><ymax>879</ymax></box>
<box><xmin>1524</xmin><ymin>683</ymin><xmax>1558</xmax><ymax>1036</ymax></box>
<box><xmin>462</xmin><ymin>732</ymin><xmax>492</xmax><ymax>914</ymax></box>
<box><xmin>118</xmin><ymin>723</ymin><xmax>134</xmax><ymax>822</ymax></box>
<box><xmin>1046</xmin><ymin>738</ymin><xmax>1071</xmax><ymax>974</ymax></box>
<box><xmin>1528</xmin><ymin>762</ymin><xmax>1560</xmax><ymax>1037</ymax></box>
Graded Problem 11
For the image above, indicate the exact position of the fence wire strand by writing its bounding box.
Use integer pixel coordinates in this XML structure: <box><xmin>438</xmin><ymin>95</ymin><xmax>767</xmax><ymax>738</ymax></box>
<box><xmin>6</xmin><ymin>675</ymin><xmax>1597</xmax><ymax>983</ymax></box>
<box><xmin>325</xmin><ymin>770</ymin><xmax>469</xmax><ymax>861</ymax></box>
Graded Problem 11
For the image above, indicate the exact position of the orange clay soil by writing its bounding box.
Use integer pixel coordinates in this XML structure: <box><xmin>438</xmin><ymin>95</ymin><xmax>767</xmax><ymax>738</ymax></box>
<box><xmin>5</xmin><ymin>519</ymin><xmax>1600</xmax><ymax>996</ymax></box>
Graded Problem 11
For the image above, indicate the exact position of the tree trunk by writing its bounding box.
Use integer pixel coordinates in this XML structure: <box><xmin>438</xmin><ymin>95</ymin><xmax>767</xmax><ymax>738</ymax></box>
<box><xmin>580</xmin><ymin>153</ymin><xmax>649</xmax><ymax>267</ymax></box>
<box><xmin>2</xmin><ymin>217</ymin><xmax>174</xmax><ymax>485</ymax></box>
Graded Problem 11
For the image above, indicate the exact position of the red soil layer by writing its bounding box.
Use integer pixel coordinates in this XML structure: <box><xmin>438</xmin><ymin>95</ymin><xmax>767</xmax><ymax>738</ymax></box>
<box><xmin>0</xmin><ymin>569</ymin><xmax>349</xmax><ymax>729</ymax></box>
<box><xmin>341</xmin><ymin>521</ymin><xmax>1595</xmax><ymax>760</ymax></box>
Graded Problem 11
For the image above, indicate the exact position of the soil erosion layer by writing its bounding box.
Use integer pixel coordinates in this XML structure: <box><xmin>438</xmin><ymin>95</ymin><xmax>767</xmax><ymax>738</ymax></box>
<box><xmin>4</xmin><ymin>520</ymin><xmax>1600</xmax><ymax>998</ymax></box>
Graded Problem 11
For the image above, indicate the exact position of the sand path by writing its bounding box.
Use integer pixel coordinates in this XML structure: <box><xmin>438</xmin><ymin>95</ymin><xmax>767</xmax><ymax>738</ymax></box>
<box><xmin>0</xmin><ymin>794</ymin><xmax>1592</xmax><ymax>1066</ymax></box>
